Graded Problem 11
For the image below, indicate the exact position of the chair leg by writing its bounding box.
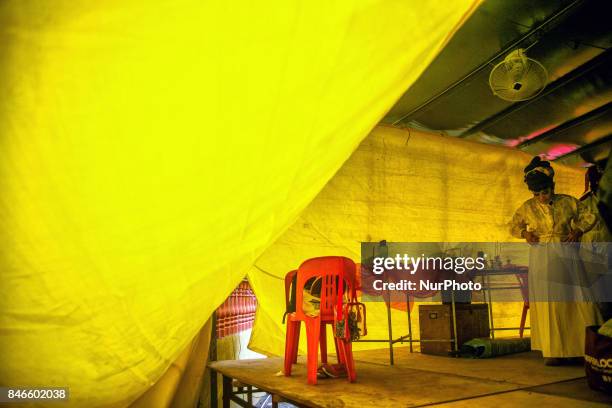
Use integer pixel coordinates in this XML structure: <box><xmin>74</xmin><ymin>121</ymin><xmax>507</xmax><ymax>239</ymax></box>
<box><xmin>338</xmin><ymin>340</ymin><xmax>356</xmax><ymax>383</ymax></box>
<box><xmin>519</xmin><ymin>303</ymin><xmax>528</xmax><ymax>338</ymax></box>
<box><xmin>320</xmin><ymin>322</ymin><xmax>328</xmax><ymax>364</ymax></box>
<box><xmin>344</xmin><ymin>341</ymin><xmax>356</xmax><ymax>382</ymax></box>
<box><xmin>284</xmin><ymin>320</ymin><xmax>299</xmax><ymax>376</ymax></box>
<box><xmin>292</xmin><ymin>321</ymin><xmax>301</xmax><ymax>364</ymax></box>
<box><xmin>334</xmin><ymin>337</ymin><xmax>343</xmax><ymax>364</ymax></box>
<box><xmin>305</xmin><ymin>318</ymin><xmax>321</xmax><ymax>385</ymax></box>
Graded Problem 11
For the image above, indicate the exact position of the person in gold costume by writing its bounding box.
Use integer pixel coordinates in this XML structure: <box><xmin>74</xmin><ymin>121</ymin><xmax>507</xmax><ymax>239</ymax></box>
<box><xmin>510</xmin><ymin>156</ymin><xmax>602</xmax><ymax>365</ymax></box>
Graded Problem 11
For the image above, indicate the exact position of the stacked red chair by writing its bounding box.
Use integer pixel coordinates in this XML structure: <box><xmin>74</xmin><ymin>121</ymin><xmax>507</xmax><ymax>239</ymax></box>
<box><xmin>283</xmin><ymin>269</ymin><xmax>343</xmax><ymax>368</ymax></box>
<box><xmin>284</xmin><ymin>256</ymin><xmax>357</xmax><ymax>384</ymax></box>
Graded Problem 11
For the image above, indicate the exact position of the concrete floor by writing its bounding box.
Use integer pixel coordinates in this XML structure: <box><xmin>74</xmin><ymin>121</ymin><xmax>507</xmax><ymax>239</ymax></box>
<box><xmin>212</xmin><ymin>348</ymin><xmax>612</xmax><ymax>407</ymax></box>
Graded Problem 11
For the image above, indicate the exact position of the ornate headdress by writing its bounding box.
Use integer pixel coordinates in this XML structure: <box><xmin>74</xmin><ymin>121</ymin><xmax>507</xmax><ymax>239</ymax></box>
<box><xmin>524</xmin><ymin>156</ymin><xmax>554</xmax><ymax>192</ymax></box>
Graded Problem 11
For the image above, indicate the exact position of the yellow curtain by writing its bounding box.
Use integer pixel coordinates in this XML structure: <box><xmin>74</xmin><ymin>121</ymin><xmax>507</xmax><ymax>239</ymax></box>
<box><xmin>248</xmin><ymin>125</ymin><xmax>586</xmax><ymax>356</ymax></box>
<box><xmin>129</xmin><ymin>319</ymin><xmax>211</xmax><ymax>408</ymax></box>
<box><xmin>129</xmin><ymin>321</ymin><xmax>239</xmax><ymax>408</ymax></box>
<box><xmin>0</xmin><ymin>1</ymin><xmax>479</xmax><ymax>406</ymax></box>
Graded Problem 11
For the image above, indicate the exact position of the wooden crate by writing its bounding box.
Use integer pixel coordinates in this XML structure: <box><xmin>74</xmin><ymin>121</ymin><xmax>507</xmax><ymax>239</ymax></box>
<box><xmin>419</xmin><ymin>304</ymin><xmax>490</xmax><ymax>356</ymax></box>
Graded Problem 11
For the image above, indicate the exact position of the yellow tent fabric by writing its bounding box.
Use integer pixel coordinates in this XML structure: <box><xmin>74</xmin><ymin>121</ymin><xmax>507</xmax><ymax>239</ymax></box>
<box><xmin>129</xmin><ymin>320</ymin><xmax>211</xmax><ymax>408</ymax></box>
<box><xmin>248</xmin><ymin>125</ymin><xmax>586</xmax><ymax>357</ymax></box>
<box><xmin>0</xmin><ymin>1</ymin><xmax>479</xmax><ymax>406</ymax></box>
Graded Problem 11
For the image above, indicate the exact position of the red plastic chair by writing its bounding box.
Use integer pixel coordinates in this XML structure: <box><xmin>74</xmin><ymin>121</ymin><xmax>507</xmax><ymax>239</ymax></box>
<box><xmin>284</xmin><ymin>256</ymin><xmax>357</xmax><ymax>384</ymax></box>
<box><xmin>283</xmin><ymin>269</ymin><xmax>342</xmax><ymax>368</ymax></box>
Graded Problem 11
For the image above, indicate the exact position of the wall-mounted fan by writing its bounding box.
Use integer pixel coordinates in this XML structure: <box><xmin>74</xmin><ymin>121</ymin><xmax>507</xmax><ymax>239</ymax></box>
<box><xmin>489</xmin><ymin>49</ymin><xmax>548</xmax><ymax>102</ymax></box>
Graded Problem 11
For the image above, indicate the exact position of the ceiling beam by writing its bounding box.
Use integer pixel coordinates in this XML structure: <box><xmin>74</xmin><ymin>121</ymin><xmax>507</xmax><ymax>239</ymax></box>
<box><xmin>518</xmin><ymin>101</ymin><xmax>612</xmax><ymax>148</ymax></box>
<box><xmin>552</xmin><ymin>133</ymin><xmax>612</xmax><ymax>161</ymax></box>
<box><xmin>391</xmin><ymin>0</ymin><xmax>585</xmax><ymax>127</ymax></box>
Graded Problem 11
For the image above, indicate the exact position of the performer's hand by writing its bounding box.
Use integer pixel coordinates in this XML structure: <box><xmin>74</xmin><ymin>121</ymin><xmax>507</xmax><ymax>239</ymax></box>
<box><xmin>563</xmin><ymin>230</ymin><xmax>583</xmax><ymax>242</ymax></box>
<box><xmin>523</xmin><ymin>231</ymin><xmax>539</xmax><ymax>244</ymax></box>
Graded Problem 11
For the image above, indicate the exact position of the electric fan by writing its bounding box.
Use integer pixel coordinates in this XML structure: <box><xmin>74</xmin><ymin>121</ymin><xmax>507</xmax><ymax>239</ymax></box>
<box><xmin>489</xmin><ymin>48</ymin><xmax>548</xmax><ymax>102</ymax></box>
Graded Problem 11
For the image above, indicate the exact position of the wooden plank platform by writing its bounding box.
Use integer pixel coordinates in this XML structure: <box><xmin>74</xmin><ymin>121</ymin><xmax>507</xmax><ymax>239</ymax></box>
<box><xmin>208</xmin><ymin>348</ymin><xmax>609</xmax><ymax>407</ymax></box>
<box><xmin>353</xmin><ymin>348</ymin><xmax>586</xmax><ymax>386</ymax></box>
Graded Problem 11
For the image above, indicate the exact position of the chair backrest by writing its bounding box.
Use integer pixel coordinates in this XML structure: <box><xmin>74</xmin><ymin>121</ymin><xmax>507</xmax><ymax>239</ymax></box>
<box><xmin>295</xmin><ymin>256</ymin><xmax>356</xmax><ymax>320</ymax></box>
<box><xmin>284</xmin><ymin>270</ymin><xmax>298</xmax><ymax>311</ymax></box>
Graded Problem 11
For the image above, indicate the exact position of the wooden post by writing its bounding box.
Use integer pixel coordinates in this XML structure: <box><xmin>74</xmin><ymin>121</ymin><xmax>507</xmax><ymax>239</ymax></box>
<box><xmin>222</xmin><ymin>375</ymin><xmax>231</xmax><ymax>408</ymax></box>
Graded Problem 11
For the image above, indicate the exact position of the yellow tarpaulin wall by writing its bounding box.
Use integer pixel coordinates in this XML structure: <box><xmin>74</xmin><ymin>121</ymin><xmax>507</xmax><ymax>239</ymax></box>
<box><xmin>0</xmin><ymin>1</ymin><xmax>479</xmax><ymax>406</ymax></box>
<box><xmin>248</xmin><ymin>125</ymin><xmax>586</xmax><ymax>357</ymax></box>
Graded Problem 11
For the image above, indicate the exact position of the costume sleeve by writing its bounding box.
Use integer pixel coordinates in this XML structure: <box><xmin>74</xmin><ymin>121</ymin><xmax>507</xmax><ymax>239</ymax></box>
<box><xmin>509</xmin><ymin>203</ymin><xmax>528</xmax><ymax>239</ymax></box>
<box><xmin>574</xmin><ymin>196</ymin><xmax>597</xmax><ymax>233</ymax></box>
